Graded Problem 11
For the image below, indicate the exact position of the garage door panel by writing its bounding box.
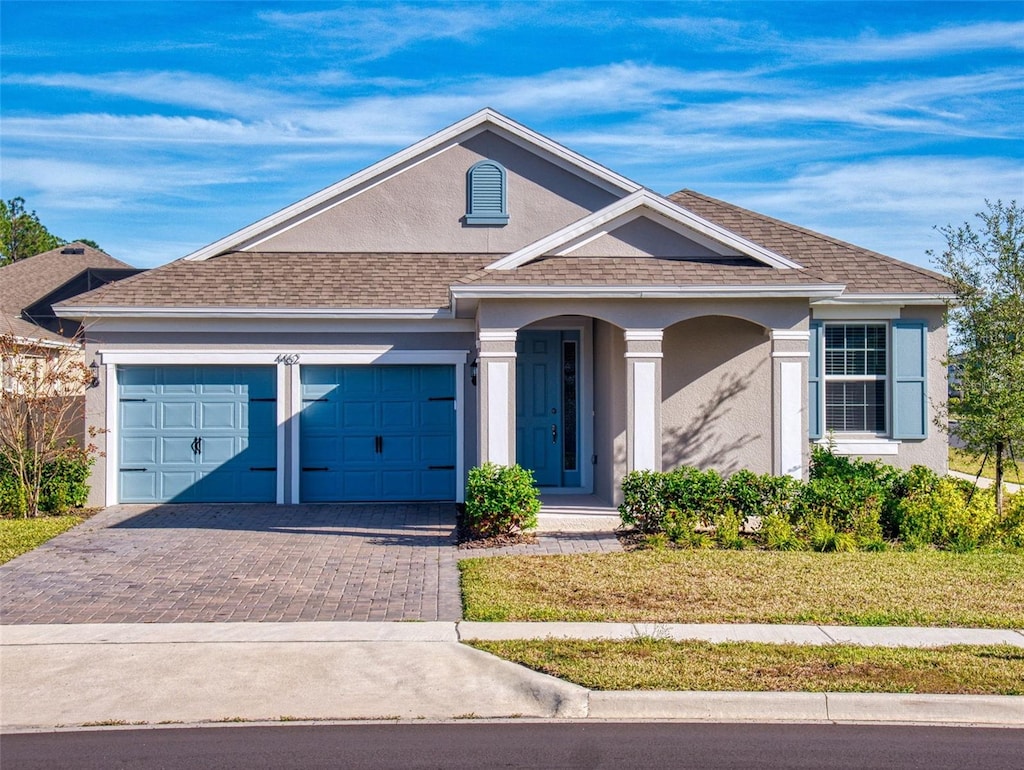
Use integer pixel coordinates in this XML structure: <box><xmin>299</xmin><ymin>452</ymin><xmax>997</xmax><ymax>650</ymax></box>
<box><xmin>420</xmin><ymin>401</ymin><xmax>453</xmax><ymax>427</ymax></box>
<box><xmin>119</xmin><ymin>365</ymin><xmax>276</xmax><ymax>504</ymax></box>
<box><xmin>381</xmin><ymin>470</ymin><xmax>414</xmax><ymax>498</ymax></box>
<box><xmin>162</xmin><ymin>402</ymin><xmax>197</xmax><ymax>430</ymax></box>
<box><xmin>342</xmin><ymin>401</ymin><xmax>376</xmax><ymax>429</ymax></box>
<box><xmin>341</xmin><ymin>470</ymin><xmax>377</xmax><ymax>499</ymax></box>
<box><xmin>121</xmin><ymin>471</ymin><xmax>158</xmax><ymax>501</ymax></box>
<box><xmin>200</xmin><ymin>401</ymin><xmax>237</xmax><ymax>430</ymax></box>
<box><xmin>381</xmin><ymin>401</ymin><xmax>414</xmax><ymax>429</ymax></box>
<box><xmin>122</xmin><ymin>402</ymin><xmax>157</xmax><ymax>430</ymax></box>
<box><xmin>122</xmin><ymin>437</ymin><xmax>157</xmax><ymax>465</ymax></box>
<box><xmin>419</xmin><ymin>435</ymin><xmax>454</xmax><ymax>463</ymax></box>
<box><xmin>160</xmin><ymin>471</ymin><xmax>197</xmax><ymax>500</ymax></box>
<box><xmin>382</xmin><ymin>435</ymin><xmax>415</xmax><ymax>463</ymax></box>
<box><xmin>421</xmin><ymin>470</ymin><xmax>455</xmax><ymax>499</ymax></box>
<box><xmin>300</xmin><ymin>364</ymin><xmax>457</xmax><ymax>502</ymax></box>
<box><xmin>160</xmin><ymin>436</ymin><xmax>196</xmax><ymax>465</ymax></box>
<box><xmin>340</xmin><ymin>435</ymin><xmax>375</xmax><ymax>463</ymax></box>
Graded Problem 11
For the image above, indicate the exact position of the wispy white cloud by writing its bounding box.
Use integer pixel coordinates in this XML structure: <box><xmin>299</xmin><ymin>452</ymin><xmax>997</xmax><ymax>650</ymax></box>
<box><xmin>789</xmin><ymin>21</ymin><xmax>1024</xmax><ymax>64</ymax></box>
<box><xmin>257</xmin><ymin>4</ymin><xmax>511</xmax><ymax>60</ymax></box>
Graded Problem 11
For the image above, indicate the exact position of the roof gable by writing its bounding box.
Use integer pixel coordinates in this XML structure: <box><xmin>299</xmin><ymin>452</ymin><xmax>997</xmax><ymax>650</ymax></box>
<box><xmin>184</xmin><ymin>108</ymin><xmax>643</xmax><ymax>262</ymax></box>
<box><xmin>487</xmin><ymin>190</ymin><xmax>802</xmax><ymax>271</ymax></box>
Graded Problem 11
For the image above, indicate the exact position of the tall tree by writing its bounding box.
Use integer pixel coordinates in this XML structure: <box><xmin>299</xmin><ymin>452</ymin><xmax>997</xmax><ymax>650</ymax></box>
<box><xmin>932</xmin><ymin>200</ymin><xmax>1024</xmax><ymax>516</ymax></box>
<box><xmin>0</xmin><ymin>196</ymin><xmax>66</xmax><ymax>266</ymax></box>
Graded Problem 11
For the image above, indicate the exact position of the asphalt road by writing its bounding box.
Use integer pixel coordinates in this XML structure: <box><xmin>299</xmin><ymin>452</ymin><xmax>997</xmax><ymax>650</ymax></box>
<box><xmin>3</xmin><ymin>722</ymin><xmax>1023</xmax><ymax>769</ymax></box>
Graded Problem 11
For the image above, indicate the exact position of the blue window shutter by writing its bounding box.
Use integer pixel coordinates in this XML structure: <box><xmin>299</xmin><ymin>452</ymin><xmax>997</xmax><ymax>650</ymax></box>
<box><xmin>808</xmin><ymin>321</ymin><xmax>823</xmax><ymax>440</ymax></box>
<box><xmin>466</xmin><ymin>160</ymin><xmax>509</xmax><ymax>225</ymax></box>
<box><xmin>892</xmin><ymin>320</ymin><xmax>928</xmax><ymax>439</ymax></box>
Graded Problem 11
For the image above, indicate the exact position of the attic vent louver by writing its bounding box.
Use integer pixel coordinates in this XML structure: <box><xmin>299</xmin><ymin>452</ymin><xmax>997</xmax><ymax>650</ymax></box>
<box><xmin>61</xmin><ymin>247</ymin><xmax>86</xmax><ymax>255</ymax></box>
<box><xmin>466</xmin><ymin>160</ymin><xmax>509</xmax><ymax>225</ymax></box>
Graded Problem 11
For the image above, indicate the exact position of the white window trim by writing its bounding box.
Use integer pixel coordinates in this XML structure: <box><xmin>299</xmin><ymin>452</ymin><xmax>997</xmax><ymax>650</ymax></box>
<box><xmin>821</xmin><ymin>321</ymin><xmax>891</xmax><ymax>438</ymax></box>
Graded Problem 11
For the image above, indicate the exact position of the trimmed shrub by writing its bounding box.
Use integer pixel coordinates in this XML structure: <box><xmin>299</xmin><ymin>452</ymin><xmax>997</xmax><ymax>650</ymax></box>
<box><xmin>713</xmin><ymin>508</ymin><xmax>746</xmax><ymax>549</ymax></box>
<box><xmin>464</xmin><ymin>463</ymin><xmax>540</xmax><ymax>538</ymax></box>
<box><xmin>619</xmin><ymin>470</ymin><xmax>668</xmax><ymax>534</ymax></box>
<box><xmin>663</xmin><ymin>466</ymin><xmax>724</xmax><ymax>527</ymax></box>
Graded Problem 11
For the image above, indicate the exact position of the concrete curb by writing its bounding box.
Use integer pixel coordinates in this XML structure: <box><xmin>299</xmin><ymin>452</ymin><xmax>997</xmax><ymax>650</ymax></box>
<box><xmin>458</xmin><ymin>621</ymin><xmax>1024</xmax><ymax>648</ymax></box>
<box><xmin>588</xmin><ymin>691</ymin><xmax>1024</xmax><ymax>726</ymax></box>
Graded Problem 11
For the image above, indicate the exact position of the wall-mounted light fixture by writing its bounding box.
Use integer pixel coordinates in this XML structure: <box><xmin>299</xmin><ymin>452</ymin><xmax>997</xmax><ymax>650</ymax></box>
<box><xmin>470</xmin><ymin>359</ymin><xmax>478</xmax><ymax>386</ymax></box>
<box><xmin>88</xmin><ymin>360</ymin><xmax>100</xmax><ymax>388</ymax></box>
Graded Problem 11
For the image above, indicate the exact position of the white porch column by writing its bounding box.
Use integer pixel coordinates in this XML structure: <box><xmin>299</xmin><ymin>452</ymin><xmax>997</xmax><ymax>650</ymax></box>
<box><xmin>477</xmin><ymin>330</ymin><xmax>517</xmax><ymax>466</ymax></box>
<box><xmin>771</xmin><ymin>329</ymin><xmax>810</xmax><ymax>479</ymax></box>
<box><xmin>624</xmin><ymin>329</ymin><xmax>663</xmax><ymax>472</ymax></box>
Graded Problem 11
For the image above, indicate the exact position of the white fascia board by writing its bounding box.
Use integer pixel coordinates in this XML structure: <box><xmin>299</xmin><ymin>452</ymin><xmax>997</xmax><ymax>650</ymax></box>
<box><xmin>83</xmin><ymin>316</ymin><xmax>475</xmax><ymax>334</ymax></box>
<box><xmin>182</xmin><ymin>108</ymin><xmax>641</xmax><ymax>262</ymax></box>
<box><xmin>99</xmin><ymin>349</ymin><xmax>468</xmax><ymax>366</ymax></box>
<box><xmin>54</xmin><ymin>305</ymin><xmax>453</xmax><ymax>320</ymax></box>
<box><xmin>4</xmin><ymin>335</ymin><xmax>79</xmax><ymax>350</ymax></box>
<box><xmin>812</xmin><ymin>293</ymin><xmax>953</xmax><ymax>305</ymax></box>
<box><xmin>451</xmin><ymin>284</ymin><xmax>846</xmax><ymax>300</ymax></box>
<box><xmin>487</xmin><ymin>190</ymin><xmax>802</xmax><ymax>271</ymax></box>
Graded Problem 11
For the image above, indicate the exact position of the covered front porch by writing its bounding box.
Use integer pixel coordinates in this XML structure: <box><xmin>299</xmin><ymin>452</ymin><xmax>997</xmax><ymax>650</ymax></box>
<box><xmin>470</xmin><ymin>298</ymin><xmax>814</xmax><ymax>505</ymax></box>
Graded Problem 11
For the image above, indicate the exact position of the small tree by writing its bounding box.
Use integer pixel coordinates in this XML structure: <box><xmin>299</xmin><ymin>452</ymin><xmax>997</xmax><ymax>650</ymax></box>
<box><xmin>931</xmin><ymin>200</ymin><xmax>1024</xmax><ymax>516</ymax></box>
<box><xmin>0</xmin><ymin>197</ymin><xmax>66</xmax><ymax>266</ymax></box>
<box><xmin>0</xmin><ymin>331</ymin><xmax>94</xmax><ymax>517</ymax></box>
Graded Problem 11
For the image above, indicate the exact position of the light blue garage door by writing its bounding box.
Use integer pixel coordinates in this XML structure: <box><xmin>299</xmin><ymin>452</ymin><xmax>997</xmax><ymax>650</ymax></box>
<box><xmin>300</xmin><ymin>365</ymin><xmax>456</xmax><ymax>502</ymax></box>
<box><xmin>118</xmin><ymin>366</ymin><xmax>277</xmax><ymax>503</ymax></box>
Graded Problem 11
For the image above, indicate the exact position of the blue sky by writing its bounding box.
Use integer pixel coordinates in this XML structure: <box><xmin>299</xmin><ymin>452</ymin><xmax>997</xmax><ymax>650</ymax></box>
<box><xmin>2</xmin><ymin>1</ymin><xmax>1021</xmax><ymax>269</ymax></box>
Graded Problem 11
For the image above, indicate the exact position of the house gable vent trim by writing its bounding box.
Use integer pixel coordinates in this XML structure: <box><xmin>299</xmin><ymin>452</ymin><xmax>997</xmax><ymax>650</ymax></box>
<box><xmin>465</xmin><ymin>160</ymin><xmax>508</xmax><ymax>225</ymax></box>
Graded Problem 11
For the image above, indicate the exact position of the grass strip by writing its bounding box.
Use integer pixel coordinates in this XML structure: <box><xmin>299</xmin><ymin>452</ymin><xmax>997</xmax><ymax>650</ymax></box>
<box><xmin>460</xmin><ymin>550</ymin><xmax>1024</xmax><ymax>628</ymax></box>
<box><xmin>948</xmin><ymin>447</ymin><xmax>1024</xmax><ymax>484</ymax></box>
<box><xmin>0</xmin><ymin>515</ymin><xmax>82</xmax><ymax>565</ymax></box>
<box><xmin>469</xmin><ymin>638</ymin><xmax>1024</xmax><ymax>694</ymax></box>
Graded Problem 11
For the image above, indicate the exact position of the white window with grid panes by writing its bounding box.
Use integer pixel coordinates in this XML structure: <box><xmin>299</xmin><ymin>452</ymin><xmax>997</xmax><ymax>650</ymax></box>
<box><xmin>823</xmin><ymin>323</ymin><xmax>888</xmax><ymax>434</ymax></box>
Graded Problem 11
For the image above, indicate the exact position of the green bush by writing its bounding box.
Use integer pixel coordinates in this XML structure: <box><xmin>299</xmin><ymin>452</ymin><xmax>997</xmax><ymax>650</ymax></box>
<box><xmin>464</xmin><ymin>463</ymin><xmax>540</xmax><ymax>538</ymax></box>
<box><xmin>713</xmin><ymin>508</ymin><xmax>746</xmax><ymax>549</ymax></box>
<box><xmin>619</xmin><ymin>470</ymin><xmax>668</xmax><ymax>534</ymax></box>
<box><xmin>759</xmin><ymin>512</ymin><xmax>802</xmax><ymax>550</ymax></box>
<box><xmin>0</xmin><ymin>446</ymin><xmax>92</xmax><ymax>517</ymax></box>
<box><xmin>663</xmin><ymin>466</ymin><xmax>723</xmax><ymax>527</ymax></box>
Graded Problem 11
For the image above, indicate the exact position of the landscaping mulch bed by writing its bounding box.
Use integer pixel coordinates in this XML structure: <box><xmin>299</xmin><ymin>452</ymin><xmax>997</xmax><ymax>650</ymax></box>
<box><xmin>455</xmin><ymin>508</ymin><xmax>538</xmax><ymax>549</ymax></box>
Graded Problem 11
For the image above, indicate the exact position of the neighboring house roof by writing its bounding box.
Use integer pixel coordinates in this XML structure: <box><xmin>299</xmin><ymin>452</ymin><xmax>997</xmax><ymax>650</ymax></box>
<box><xmin>1</xmin><ymin>243</ymin><xmax>133</xmax><ymax>341</ymax></box>
<box><xmin>670</xmin><ymin>191</ymin><xmax>951</xmax><ymax>296</ymax></box>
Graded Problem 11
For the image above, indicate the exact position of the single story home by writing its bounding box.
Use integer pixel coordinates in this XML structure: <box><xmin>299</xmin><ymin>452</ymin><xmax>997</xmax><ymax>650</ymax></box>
<box><xmin>57</xmin><ymin>109</ymin><xmax>952</xmax><ymax>508</ymax></box>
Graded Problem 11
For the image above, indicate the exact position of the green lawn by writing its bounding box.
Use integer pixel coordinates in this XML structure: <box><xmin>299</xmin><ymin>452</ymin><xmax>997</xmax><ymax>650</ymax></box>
<box><xmin>0</xmin><ymin>515</ymin><xmax>83</xmax><ymax>565</ymax></box>
<box><xmin>949</xmin><ymin>447</ymin><xmax>1024</xmax><ymax>483</ymax></box>
<box><xmin>460</xmin><ymin>550</ymin><xmax>1024</xmax><ymax>628</ymax></box>
<box><xmin>468</xmin><ymin>639</ymin><xmax>1024</xmax><ymax>694</ymax></box>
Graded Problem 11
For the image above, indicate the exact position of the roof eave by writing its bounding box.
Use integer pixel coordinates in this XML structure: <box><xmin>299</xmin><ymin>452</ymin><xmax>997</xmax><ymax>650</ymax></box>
<box><xmin>53</xmin><ymin>305</ymin><xmax>455</xmax><ymax>320</ymax></box>
<box><xmin>812</xmin><ymin>293</ymin><xmax>954</xmax><ymax>305</ymax></box>
<box><xmin>451</xmin><ymin>284</ymin><xmax>846</xmax><ymax>300</ymax></box>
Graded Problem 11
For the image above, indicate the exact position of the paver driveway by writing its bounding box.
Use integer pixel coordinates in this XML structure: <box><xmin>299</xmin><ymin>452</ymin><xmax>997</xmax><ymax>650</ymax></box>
<box><xmin>0</xmin><ymin>504</ymin><xmax>463</xmax><ymax>624</ymax></box>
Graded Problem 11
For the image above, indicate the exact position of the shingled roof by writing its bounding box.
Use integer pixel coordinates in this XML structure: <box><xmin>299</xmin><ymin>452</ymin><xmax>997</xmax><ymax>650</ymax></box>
<box><xmin>59</xmin><ymin>191</ymin><xmax>950</xmax><ymax>314</ymax></box>
<box><xmin>669</xmin><ymin>190</ymin><xmax>951</xmax><ymax>295</ymax></box>
<box><xmin>61</xmin><ymin>253</ymin><xmax>494</xmax><ymax>310</ymax></box>
<box><xmin>1</xmin><ymin>242</ymin><xmax>132</xmax><ymax>340</ymax></box>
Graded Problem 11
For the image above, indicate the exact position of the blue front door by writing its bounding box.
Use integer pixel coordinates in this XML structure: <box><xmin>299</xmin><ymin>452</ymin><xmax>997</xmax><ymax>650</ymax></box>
<box><xmin>300</xmin><ymin>365</ymin><xmax>456</xmax><ymax>501</ymax></box>
<box><xmin>118</xmin><ymin>366</ymin><xmax>277</xmax><ymax>503</ymax></box>
<box><xmin>516</xmin><ymin>331</ymin><xmax>580</xmax><ymax>487</ymax></box>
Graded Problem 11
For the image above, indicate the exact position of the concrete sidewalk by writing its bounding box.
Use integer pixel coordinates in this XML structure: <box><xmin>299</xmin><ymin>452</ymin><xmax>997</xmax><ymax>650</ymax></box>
<box><xmin>2</xmin><ymin>622</ymin><xmax>1022</xmax><ymax>732</ymax></box>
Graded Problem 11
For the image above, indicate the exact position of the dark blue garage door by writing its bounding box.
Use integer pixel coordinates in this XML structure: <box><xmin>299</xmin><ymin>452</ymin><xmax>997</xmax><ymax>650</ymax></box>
<box><xmin>118</xmin><ymin>366</ymin><xmax>277</xmax><ymax>503</ymax></box>
<box><xmin>300</xmin><ymin>365</ymin><xmax>456</xmax><ymax>502</ymax></box>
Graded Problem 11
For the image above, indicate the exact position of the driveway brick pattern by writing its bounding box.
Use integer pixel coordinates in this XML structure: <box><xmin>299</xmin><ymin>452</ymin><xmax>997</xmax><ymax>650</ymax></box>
<box><xmin>0</xmin><ymin>504</ymin><xmax>463</xmax><ymax>624</ymax></box>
